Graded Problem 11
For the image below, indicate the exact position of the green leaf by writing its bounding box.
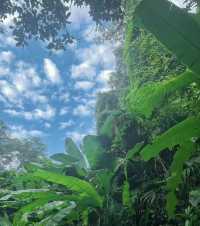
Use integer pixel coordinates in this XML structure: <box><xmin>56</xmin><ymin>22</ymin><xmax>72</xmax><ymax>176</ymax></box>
<box><xmin>126</xmin><ymin>70</ymin><xmax>199</xmax><ymax>118</ymax></box>
<box><xmin>83</xmin><ymin>135</ymin><xmax>113</xmax><ymax>169</ymax></box>
<box><xmin>32</xmin><ymin>168</ymin><xmax>102</xmax><ymax>208</ymax></box>
<box><xmin>140</xmin><ymin>116</ymin><xmax>200</xmax><ymax>161</ymax></box>
<box><xmin>99</xmin><ymin>112</ymin><xmax>119</xmax><ymax>138</ymax></box>
<box><xmin>65</xmin><ymin>138</ymin><xmax>83</xmax><ymax>161</ymax></box>
<box><xmin>122</xmin><ymin>181</ymin><xmax>131</xmax><ymax>208</ymax></box>
<box><xmin>126</xmin><ymin>142</ymin><xmax>144</xmax><ymax>160</ymax></box>
<box><xmin>135</xmin><ymin>0</ymin><xmax>200</xmax><ymax>75</ymax></box>
<box><xmin>166</xmin><ymin>142</ymin><xmax>195</xmax><ymax>218</ymax></box>
<box><xmin>13</xmin><ymin>192</ymin><xmax>62</xmax><ymax>226</ymax></box>
<box><xmin>190</xmin><ymin>189</ymin><xmax>200</xmax><ymax>207</ymax></box>
<box><xmin>51</xmin><ymin>153</ymin><xmax>79</xmax><ymax>165</ymax></box>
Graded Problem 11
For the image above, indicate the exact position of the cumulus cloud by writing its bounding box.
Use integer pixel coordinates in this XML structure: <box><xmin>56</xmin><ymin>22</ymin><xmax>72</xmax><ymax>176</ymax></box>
<box><xmin>0</xmin><ymin>66</ymin><xmax>10</xmax><ymax>76</ymax></box>
<box><xmin>0</xmin><ymin>51</ymin><xmax>15</xmax><ymax>64</ymax></box>
<box><xmin>44</xmin><ymin>122</ymin><xmax>51</xmax><ymax>128</ymax></box>
<box><xmin>59</xmin><ymin>120</ymin><xmax>74</xmax><ymax>129</ymax></box>
<box><xmin>69</xmin><ymin>6</ymin><xmax>92</xmax><ymax>28</ymax></box>
<box><xmin>76</xmin><ymin>44</ymin><xmax>116</xmax><ymax>69</ymax></box>
<box><xmin>44</xmin><ymin>58</ymin><xmax>62</xmax><ymax>84</ymax></box>
<box><xmin>9</xmin><ymin>125</ymin><xmax>44</xmax><ymax>139</ymax></box>
<box><xmin>0</xmin><ymin>15</ymin><xmax>17</xmax><ymax>47</ymax></box>
<box><xmin>60</xmin><ymin>107</ymin><xmax>69</xmax><ymax>116</ymax></box>
<box><xmin>169</xmin><ymin>0</ymin><xmax>186</xmax><ymax>8</ymax></box>
<box><xmin>65</xmin><ymin>131</ymin><xmax>85</xmax><ymax>143</ymax></box>
<box><xmin>75</xmin><ymin>81</ymin><xmax>95</xmax><ymax>90</ymax></box>
<box><xmin>0</xmin><ymin>80</ymin><xmax>22</xmax><ymax>106</ymax></box>
<box><xmin>0</xmin><ymin>61</ymin><xmax>48</xmax><ymax>108</ymax></box>
<box><xmin>13</xmin><ymin>63</ymin><xmax>42</xmax><ymax>92</ymax></box>
<box><xmin>5</xmin><ymin>105</ymin><xmax>56</xmax><ymax>121</ymax></box>
<box><xmin>59</xmin><ymin>93</ymin><xmax>70</xmax><ymax>103</ymax></box>
<box><xmin>71</xmin><ymin>62</ymin><xmax>96</xmax><ymax>79</ymax></box>
<box><xmin>73</xmin><ymin>104</ymin><xmax>92</xmax><ymax>117</ymax></box>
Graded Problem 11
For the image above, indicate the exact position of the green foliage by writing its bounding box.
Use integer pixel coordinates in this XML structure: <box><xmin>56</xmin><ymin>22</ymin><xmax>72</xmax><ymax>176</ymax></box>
<box><xmin>0</xmin><ymin>0</ymin><xmax>123</xmax><ymax>51</ymax></box>
<box><xmin>135</xmin><ymin>0</ymin><xmax>200</xmax><ymax>75</ymax></box>
<box><xmin>82</xmin><ymin>135</ymin><xmax>115</xmax><ymax>170</ymax></box>
<box><xmin>122</xmin><ymin>181</ymin><xmax>131</xmax><ymax>208</ymax></box>
<box><xmin>166</xmin><ymin>142</ymin><xmax>195</xmax><ymax>218</ymax></box>
<box><xmin>65</xmin><ymin>138</ymin><xmax>83</xmax><ymax>161</ymax></box>
<box><xmin>32</xmin><ymin>168</ymin><xmax>103</xmax><ymax>208</ymax></box>
<box><xmin>1</xmin><ymin>0</ymin><xmax>200</xmax><ymax>225</ymax></box>
<box><xmin>51</xmin><ymin>153</ymin><xmax>78</xmax><ymax>165</ymax></box>
<box><xmin>99</xmin><ymin>111</ymin><xmax>120</xmax><ymax>139</ymax></box>
<box><xmin>126</xmin><ymin>70</ymin><xmax>200</xmax><ymax>118</ymax></box>
<box><xmin>140</xmin><ymin>116</ymin><xmax>200</xmax><ymax>161</ymax></box>
<box><xmin>190</xmin><ymin>189</ymin><xmax>200</xmax><ymax>207</ymax></box>
<box><xmin>124</xmin><ymin>3</ymin><xmax>185</xmax><ymax>86</ymax></box>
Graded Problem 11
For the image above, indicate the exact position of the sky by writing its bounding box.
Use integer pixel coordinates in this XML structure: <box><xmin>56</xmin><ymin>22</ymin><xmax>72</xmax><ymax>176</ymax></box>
<box><xmin>0</xmin><ymin>5</ymin><xmax>118</xmax><ymax>155</ymax></box>
<box><xmin>0</xmin><ymin>0</ymin><xmax>192</xmax><ymax>155</ymax></box>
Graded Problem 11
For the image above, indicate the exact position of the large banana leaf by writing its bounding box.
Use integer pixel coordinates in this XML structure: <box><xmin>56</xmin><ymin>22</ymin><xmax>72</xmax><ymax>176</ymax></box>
<box><xmin>32</xmin><ymin>168</ymin><xmax>102</xmax><ymax>208</ymax></box>
<box><xmin>135</xmin><ymin>0</ymin><xmax>200</xmax><ymax>75</ymax></box>
<box><xmin>51</xmin><ymin>153</ymin><xmax>78</xmax><ymax>165</ymax></box>
<box><xmin>82</xmin><ymin>135</ymin><xmax>116</xmax><ymax>170</ymax></box>
<box><xmin>65</xmin><ymin>138</ymin><xmax>83</xmax><ymax>161</ymax></box>
<box><xmin>140</xmin><ymin>116</ymin><xmax>200</xmax><ymax>161</ymax></box>
<box><xmin>126</xmin><ymin>70</ymin><xmax>200</xmax><ymax>118</ymax></box>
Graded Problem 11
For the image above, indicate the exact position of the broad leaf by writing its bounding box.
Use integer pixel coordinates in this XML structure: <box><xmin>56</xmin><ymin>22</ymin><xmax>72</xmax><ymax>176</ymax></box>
<box><xmin>135</xmin><ymin>0</ymin><xmax>200</xmax><ymax>75</ymax></box>
<box><xmin>126</xmin><ymin>70</ymin><xmax>199</xmax><ymax>118</ymax></box>
<box><xmin>65</xmin><ymin>138</ymin><xmax>83</xmax><ymax>161</ymax></box>
<box><xmin>140</xmin><ymin>116</ymin><xmax>200</xmax><ymax>161</ymax></box>
<box><xmin>51</xmin><ymin>153</ymin><xmax>79</xmax><ymax>165</ymax></box>
<box><xmin>166</xmin><ymin>142</ymin><xmax>195</xmax><ymax>218</ymax></box>
<box><xmin>32</xmin><ymin>168</ymin><xmax>102</xmax><ymax>208</ymax></box>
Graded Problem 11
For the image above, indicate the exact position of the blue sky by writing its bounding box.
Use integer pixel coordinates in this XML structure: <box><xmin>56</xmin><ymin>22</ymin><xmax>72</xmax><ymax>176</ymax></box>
<box><xmin>0</xmin><ymin>6</ymin><xmax>118</xmax><ymax>155</ymax></box>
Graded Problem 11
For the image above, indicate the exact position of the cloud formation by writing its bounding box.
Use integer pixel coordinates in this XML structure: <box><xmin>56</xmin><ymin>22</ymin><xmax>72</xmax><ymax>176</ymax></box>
<box><xmin>44</xmin><ymin>58</ymin><xmax>62</xmax><ymax>84</ymax></box>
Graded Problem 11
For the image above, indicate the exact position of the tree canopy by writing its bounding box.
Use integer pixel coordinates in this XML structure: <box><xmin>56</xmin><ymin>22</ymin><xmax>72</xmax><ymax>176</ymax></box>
<box><xmin>0</xmin><ymin>0</ymin><xmax>123</xmax><ymax>50</ymax></box>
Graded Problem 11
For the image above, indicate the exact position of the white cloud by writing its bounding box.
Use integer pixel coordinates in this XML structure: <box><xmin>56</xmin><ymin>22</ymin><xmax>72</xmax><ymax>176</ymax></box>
<box><xmin>9</xmin><ymin>125</ymin><xmax>44</xmax><ymax>139</ymax></box>
<box><xmin>59</xmin><ymin>120</ymin><xmax>74</xmax><ymax>129</ymax></box>
<box><xmin>71</xmin><ymin>62</ymin><xmax>96</xmax><ymax>79</ymax></box>
<box><xmin>74</xmin><ymin>81</ymin><xmax>95</xmax><ymax>90</ymax></box>
<box><xmin>0</xmin><ymin>15</ymin><xmax>17</xmax><ymax>47</ymax></box>
<box><xmin>97</xmin><ymin>70</ymin><xmax>113</xmax><ymax>84</ymax></box>
<box><xmin>13</xmin><ymin>65</ymin><xmax>42</xmax><ymax>93</ymax></box>
<box><xmin>0</xmin><ymin>61</ymin><xmax>47</xmax><ymax>107</ymax></box>
<box><xmin>5</xmin><ymin>105</ymin><xmax>56</xmax><ymax>121</ymax></box>
<box><xmin>0</xmin><ymin>66</ymin><xmax>10</xmax><ymax>76</ymax></box>
<box><xmin>44</xmin><ymin>58</ymin><xmax>62</xmax><ymax>84</ymax></box>
<box><xmin>73</xmin><ymin>104</ymin><xmax>92</xmax><ymax>117</ymax></box>
<box><xmin>0</xmin><ymin>80</ymin><xmax>22</xmax><ymax>106</ymax></box>
<box><xmin>169</xmin><ymin>0</ymin><xmax>197</xmax><ymax>12</ymax></box>
<box><xmin>0</xmin><ymin>51</ymin><xmax>15</xmax><ymax>64</ymax></box>
<box><xmin>44</xmin><ymin>122</ymin><xmax>51</xmax><ymax>128</ymax></box>
<box><xmin>83</xmin><ymin>25</ymin><xmax>100</xmax><ymax>43</ymax></box>
<box><xmin>59</xmin><ymin>93</ymin><xmax>70</xmax><ymax>103</ymax></box>
<box><xmin>60</xmin><ymin>107</ymin><xmax>69</xmax><ymax>116</ymax></box>
<box><xmin>76</xmin><ymin>44</ymin><xmax>116</xmax><ymax>69</ymax></box>
<box><xmin>34</xmin><ymin>105</ymin><xmax>56</xmax><ymax>120</ymax></box>
<box><xmin>69</xmin><ymin>6</ymin><xmax>92</xmax><ymax>29</ymax></box>
<box><xmin>66</xmin><ymin>131</ymin><xmax>85</xmax><ymax>143</ymax></box>
<box><xmin>170</xmin><ymin>0</ymin><xmax>186</xmax><ymax>8</ymax></box>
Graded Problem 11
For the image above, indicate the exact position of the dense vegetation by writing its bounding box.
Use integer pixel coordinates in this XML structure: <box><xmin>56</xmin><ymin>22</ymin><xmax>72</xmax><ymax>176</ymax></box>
<box><xmin>1</xmin><ymin>0</ymin><xmax>200</xmax><ymax>225</ymax></box>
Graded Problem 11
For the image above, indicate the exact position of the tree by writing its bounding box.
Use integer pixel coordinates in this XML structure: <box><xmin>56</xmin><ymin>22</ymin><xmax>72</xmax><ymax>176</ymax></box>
<box><xmin>0</xmin><ymin>0</ymin><xmax>123</xmax><ymax>50</ymax></box>
<box><xmin>0</xmin><ymin>121</ymin><xmax>46</xmax><ymax>171</ymax></box>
